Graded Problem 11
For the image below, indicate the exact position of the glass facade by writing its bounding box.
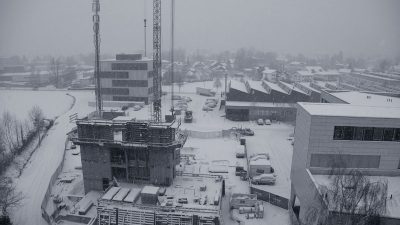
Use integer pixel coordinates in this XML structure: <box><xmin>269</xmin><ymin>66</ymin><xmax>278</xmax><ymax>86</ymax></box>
<box><xmin>333</xmin><ymin>126</ymin><xmax>400</xmax><ymax>142</ymax></box>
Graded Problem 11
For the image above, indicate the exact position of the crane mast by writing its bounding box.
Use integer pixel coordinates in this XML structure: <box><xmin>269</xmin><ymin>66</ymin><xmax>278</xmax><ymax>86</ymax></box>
<box><xmin>92</xmin><ymin>0</ymin><xmax>102</xmax><ymax>116</ymax></box>
<box><xmin>152</xmin><ymin>0</ymin><xmax>162</xmax><ymax>122</ymax></box>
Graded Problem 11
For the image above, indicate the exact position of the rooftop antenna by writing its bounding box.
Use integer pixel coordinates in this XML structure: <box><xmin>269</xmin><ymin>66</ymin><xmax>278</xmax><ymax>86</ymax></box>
<box><xmin>92</xmin><ymin>0</ymin><xmax>102</xmax><ymax>116</ymax></box>
<box><xmin>170</xmin><ymin>0</ymin><xmax>175</xmax><ymax>115</ymax></box>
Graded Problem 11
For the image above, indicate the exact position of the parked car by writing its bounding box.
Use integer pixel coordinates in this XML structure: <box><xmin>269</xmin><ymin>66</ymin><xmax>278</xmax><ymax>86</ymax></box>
<box><xmin>257</xmin><ymin>119</ymin><xmax>264</xmax><ymax>125</ymax></box>
<box><xmin>172</xmin><ymin>95</ymin><xmax>181</xmax><ymax>100</ymax></box>
<box><xmin>251</xmin><ymin>174</ymin><xmax>277</xmax><ymax>185</ymax></box>
<box><xmin>202</xmin><ymin>105</ymin><xmax>213</xmax><ymax>111</ymax></box>
<box><xmin>133</xmin><ymin>105</ymin><xmax>142</xmax><ymax>111</ymax></box>
<box><xmin>184</xmin><ymin>110</ymin><xmax>193</xmax><ymax>123</ymax></box>
<box><xmin>264</xmin><ymin>119</ymin><xmax>271</xmax><ymax>125</ymax></box>
<box><xmin>231</xmin><ymin>127</ymin><xmax>254</xmax><ymax>136</ymax></box>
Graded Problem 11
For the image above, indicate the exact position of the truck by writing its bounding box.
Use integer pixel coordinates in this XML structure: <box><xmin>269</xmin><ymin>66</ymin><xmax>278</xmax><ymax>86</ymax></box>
<box><xmin>196</xmin><ymin>87</ymin><xmax>216</xmax><ymax>97</ymax></box>
<box><xmin>184</xmin><ymin>110</ymin><xmax>193</xmax><ymax>123</ymax></box>
<box><xmin>235</xmin><ymin>145</ymin><xmax>246</xmax><ymax>158</ymax></box>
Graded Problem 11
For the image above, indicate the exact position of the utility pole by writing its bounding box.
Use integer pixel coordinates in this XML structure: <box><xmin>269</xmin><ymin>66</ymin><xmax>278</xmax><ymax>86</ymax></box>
<box><xmin>92</xmin><ymin>0</ymin><xmax>102</xmax><ymax>116</ymax></box>
<box><xmin>152</xmin><ymin>0</ymin><xmax>162</xmax><ymax>122</ymax></box>
<box><xmin>144</xmin><ymin>18</ymin><xmax>147</xmax><ymax>57</ymax></box>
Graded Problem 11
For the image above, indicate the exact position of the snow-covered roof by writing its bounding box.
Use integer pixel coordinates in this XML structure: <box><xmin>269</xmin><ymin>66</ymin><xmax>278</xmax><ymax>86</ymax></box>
<box><xmin>262</xmin><ymin>68</ymin><xmax>276</xmax><ymax>74</ymax></box>
<box><xmin>305</xmin><ymin>66</ymin><xmax>324</xmax><ymax>73</ymax></box>
<box><xmin>141</xmin><ymin>186</ymin><xmax>160</xmax><ymax>195</ymax></box>
<box><xmin>279</xmin><ymin>81</ymin><xmax>308</xmax><ymax>95</ymax></box>
<box><xmin>313</xmin><ymin>174</ymin><xmax>400</xmax><ymax>219</ymax></box>
<box><xmin>353</xmin><ymin>72</ymin><xmax>399</xmax><ymax>82</ymax></box>
<box><xmin>229</xmin><ymin>80</ymin><xmax>248</xmax><ymax>93</ymax></box>
<box><xmin>296</xmin><ymin>71</ymin><xmax>313</xmax><ymax>76</ymax></box>
<box><xmin>247</xmin><ymin>81</ymin><xmax>268</xmax><ymax>94</ymax></box>
<box><xmin>262</xmin><ymin>80</ymin><xmax>287</xmax><ymax>94</ymax></box>
<box><xmin>102</xmin><ymin>187</ymin><xmax>121</xmax><ymax>200</ymax></box>
<box><xmin>298</xmin><ymin>102</ymin><xmax>400</xmax><ymax>119</ymax></box>
<box><xmin>297</xmin><ymin>82</ymin><xmax>321</xmax><ymax>93</ymax></box>
<box><xmin>329</xmin><ymin>91</ymin><xmax>400</xmax><ymax>107</ymax></box>
<box><xmin>226</xmin><ymin>101</ymin><xmax>295</xmax><ymax>108</ymax></box>
<box><xmin>249</xmin><ymin>158</ymin><xmax>271</xmax><ymax>166</ymax></box>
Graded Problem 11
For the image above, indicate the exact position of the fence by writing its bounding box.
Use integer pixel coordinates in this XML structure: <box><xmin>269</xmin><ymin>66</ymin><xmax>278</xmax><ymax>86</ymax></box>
<box><xmin>250</xmin><ymin>186</ymin><xmax>289</xmax><ymax>210</ymax></box>
<box><xmin>183</xmin><ymin>129</ymin><xmax>232</xmax><ymax>139</ymax></box>
<box><xmin>41</xmin><ymin>135</ymin><xmax>70</xmax><ymax>224</ymax></box>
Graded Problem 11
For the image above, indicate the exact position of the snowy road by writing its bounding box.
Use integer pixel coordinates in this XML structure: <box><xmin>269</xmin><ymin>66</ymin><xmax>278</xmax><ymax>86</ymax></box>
<box><xmin>10</xmin><ymin>91</ymin><xmax>94</xmax><ymax>225</ymax></box>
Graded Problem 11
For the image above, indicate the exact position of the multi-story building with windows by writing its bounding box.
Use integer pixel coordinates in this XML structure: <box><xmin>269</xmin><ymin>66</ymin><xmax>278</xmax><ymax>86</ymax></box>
<box><xmin>289</xmin><ymin>102</ymin><xmax>400</xmax><ymax>225</ymax></box>
<box><xmin>100</xmin><ymin>54</ymin><xmax>153</xmax><ymax>104</ymax></box>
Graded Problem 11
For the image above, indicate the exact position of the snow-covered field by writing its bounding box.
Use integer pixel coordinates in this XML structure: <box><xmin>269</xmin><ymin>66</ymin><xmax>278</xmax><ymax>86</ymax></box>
<box><xmin>0</xmin><ymin>90</ymin><xmax>74</xmax><ymax>120</ymax></box>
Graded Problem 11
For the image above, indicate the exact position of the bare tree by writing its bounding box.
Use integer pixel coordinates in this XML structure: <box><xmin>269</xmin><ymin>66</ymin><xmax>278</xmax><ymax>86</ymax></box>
<box><xmin>29</xmin><ymin>106</ymin><xmax>45</xmax><ymax>144</ymax></box>
<box><xmin>1</xmin><ymin>112</ymin><xmax>17</xmax><ymax>151</ymax></box>
<box><xmin>0</xmin><ymin>176</ymin><xmax>24</xmax><ymax>218</ymax></box>
<box><xmin>214</xmin><ymin>78</ymin><xmax>222</xmax><ymax>91</ymax></box>
<box><xmin>304</xmin><ymin>166</ymin><xmax>388</xmax><ymax>225</ymax></box>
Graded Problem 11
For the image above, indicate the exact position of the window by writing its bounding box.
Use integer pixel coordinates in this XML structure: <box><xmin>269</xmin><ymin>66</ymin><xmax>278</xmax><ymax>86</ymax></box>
<box><xmin>343</xmin><ymin>127</ymin><xmax>355</xmax><ymax>140</ymax></box>
<box><xmin>363</xmin><ymin>127</ymin><xmax>374</xmax><ymax>141</ymax></box>
<box><xmin>113</xmin><ymin>96</ymin><xmax>148</xmax><ymax>103</ymax></box>
<box><xmin>373</xmin><ymin>128</ymin><xmax>384</xmax><ymax>141</ymax></box>
<box><xmin>333</xmin><ymin>126</ymin><xmax>344</xmax><ymax>140</ymax></box>
<box><xmin>354</xmin><ymin>127</ymin><xmax>364</xmax><ymax>140</ymax></box>
<box><xmin>101</xmin><ymin>88</ymin><xmax>129</xmax><ymax>95</ymax></box>
<box><xmin>395</xmin><ymin>129</ymin><xmax>400</xmax><ymax>141</ymax></box>
<box><xmin>256</xmin><ymin>169</ymin><xmax>264</xmax><ymax>174</ymax></box>
<box><xmin>383</xmin><ymin>128</ymin><xmax>394</xmax><ymax>141</ymax></box>
<box><xmin>112</xmin><ymin>63</ymin><xmax>147</xmax><ymax>70</ymax></box>
<box><xmin>334</xmin><ymin>126</ymin><xmax>400</xmax><ymax>142</ymax></box>
<box><xmin>310</xmin><ymin>154</ymin><xmax>380</xmax><ymax>169</ymax></box>
<box><xmin>112</xmin><ymin>79</ymin><xmax>148</xmax><ymax>87</ymax></box>
<box><xmin>100</xmin><ymin>71</ymin><xmax>129</xmax><ymax>79</ymax></box>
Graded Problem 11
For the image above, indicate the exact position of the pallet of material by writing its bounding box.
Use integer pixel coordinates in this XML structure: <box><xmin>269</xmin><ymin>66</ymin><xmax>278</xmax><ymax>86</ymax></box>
<box><xmin>102</xmin><ymin>187</ymin><xmax>121</xmax><ymax>200</ymax></box>
<box><xmin>112</xmin><ymin>188</ymin><xmax>130</xmax><ymax>201</ymax></box>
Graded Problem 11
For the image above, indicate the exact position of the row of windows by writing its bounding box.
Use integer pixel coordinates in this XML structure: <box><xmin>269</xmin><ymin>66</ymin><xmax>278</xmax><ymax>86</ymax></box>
<box><xmin>310</xmin><ymin>154</ymin><xmax>380</xmax><ymax>169</ymax></box>
<box><xmin>112</xmin><ymin>79</ymin><xmax>148</xmax><ymax>87</ymax></box>
<box><xmin>100</xmin><ymin>71</ymin><xmax>129</xmax><ymax>79</ymax></box>
<box><xmin>333</xmin><ymin>126</ymin><xmax>400</xmax><ymax>142</ymax></box>
<box><xmin>101</xmin><ymin>88</ymin><xmax>129</xmax><ymax>95</ymax></box>
<box><xmin>113</xmin><ymin>96</ymin><xmax>148</xmax><ymax>102</ymax></box>
<box><xmin>111</xmin><ymin>63</ymin><xmax>147</xmax><ymax>71</ymax></box>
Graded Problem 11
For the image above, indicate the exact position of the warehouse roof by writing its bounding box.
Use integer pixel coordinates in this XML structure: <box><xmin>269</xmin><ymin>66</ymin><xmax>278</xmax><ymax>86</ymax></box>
<box><xmin>229</xmin><ymin>80</ymin><xmax>248</xmax><ymax>93</ymax></box>
<box><xmin>329</xmin><ymin>91</ymin><xmax>400</xmax><ymax>107</ymax></box>
<box><xmin>298</xmin><ymin>102</ymin><xmax>400</xmax><ymax>119</ymax></box>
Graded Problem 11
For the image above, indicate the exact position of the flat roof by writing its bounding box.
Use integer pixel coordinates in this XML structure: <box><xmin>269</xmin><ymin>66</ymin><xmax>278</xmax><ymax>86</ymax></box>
<box><xmin>329</xmin><ymin>91</ymin><xmax>400</xmax><ymax>107</ymax></box>
<box><xmin>298</xmin><ymin>102</ymin><xmax>400</xmax><ymax>119</ymax></box>
<box><xmin>226</xmin><ymin>101</ymin><xmax>295</xmax><ymax>108</ymax></box>
<box><xmin>141</xmin><ymin>186</ymin><xmax>160</xmax><ymax>195</ymax></box>
<box><xmin>353</xmin><ymin>72</ymin><xmax>399</xmax><ymax>82</ymax></box>
<box><xmin>247</xmin><ymin>80</ymin><xmax>268</xmax><ymax>94</ymax></box>
<box><xmin>229</xmin><ymin>80</ymin><xmax>248</xmax><ymax>93</ymax></box>
<box><xmin>313</xmin><ymin>174</ymin><xmax>400</xmax><ymax>219</ymax></box>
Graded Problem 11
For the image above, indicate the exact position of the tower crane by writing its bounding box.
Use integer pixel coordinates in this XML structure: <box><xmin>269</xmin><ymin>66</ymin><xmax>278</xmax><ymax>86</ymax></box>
<box><xmin>152</xmin><ymin>0</ymin><xmax>162</xmax><ymax>122</ymax></box>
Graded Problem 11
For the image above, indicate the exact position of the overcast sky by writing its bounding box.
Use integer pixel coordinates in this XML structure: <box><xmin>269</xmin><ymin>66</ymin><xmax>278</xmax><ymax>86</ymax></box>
<box><xmin>0</xmin><ymin>0</ymin><xmax>399</xmax><ymax>58</ymax></box>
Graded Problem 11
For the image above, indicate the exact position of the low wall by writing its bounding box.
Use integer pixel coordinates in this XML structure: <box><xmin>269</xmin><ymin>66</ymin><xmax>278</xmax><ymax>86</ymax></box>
<box><xmin>41</xmin><ymin>135</ymin><xmax>69</xmax><ymax>224</ymax></box>
<box><xmin>250</xmin><ymin>186</ymin><xmax>289</xmax><ymax>210</ymax></box>
<box><xmin>184</xmin><ymin>129</ymin><xmax>231</xmax><ymax>139</ymax></box>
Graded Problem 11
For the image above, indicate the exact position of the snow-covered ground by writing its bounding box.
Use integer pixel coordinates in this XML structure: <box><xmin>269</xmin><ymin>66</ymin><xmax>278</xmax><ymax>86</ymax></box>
<box><xmin>5</xmin><ymin>81</ymin><xmax>293</xmax><ymax>225</ymax></box>
<box><xmin>7</xmin><ymin>90</ymin><xmax>95</xmax><ymax>225</ymax></box>
<box><xmin>0</xmin><ymin>90</ymin><xmax>74</xmax><ymax>120</ymax></box>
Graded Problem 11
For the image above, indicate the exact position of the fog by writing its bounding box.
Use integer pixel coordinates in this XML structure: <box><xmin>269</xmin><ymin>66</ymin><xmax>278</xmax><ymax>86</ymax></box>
<box><xmin>1</xmin><ymin>0</ymin><xmax>399</xmax><ymax>58</ymax></box>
